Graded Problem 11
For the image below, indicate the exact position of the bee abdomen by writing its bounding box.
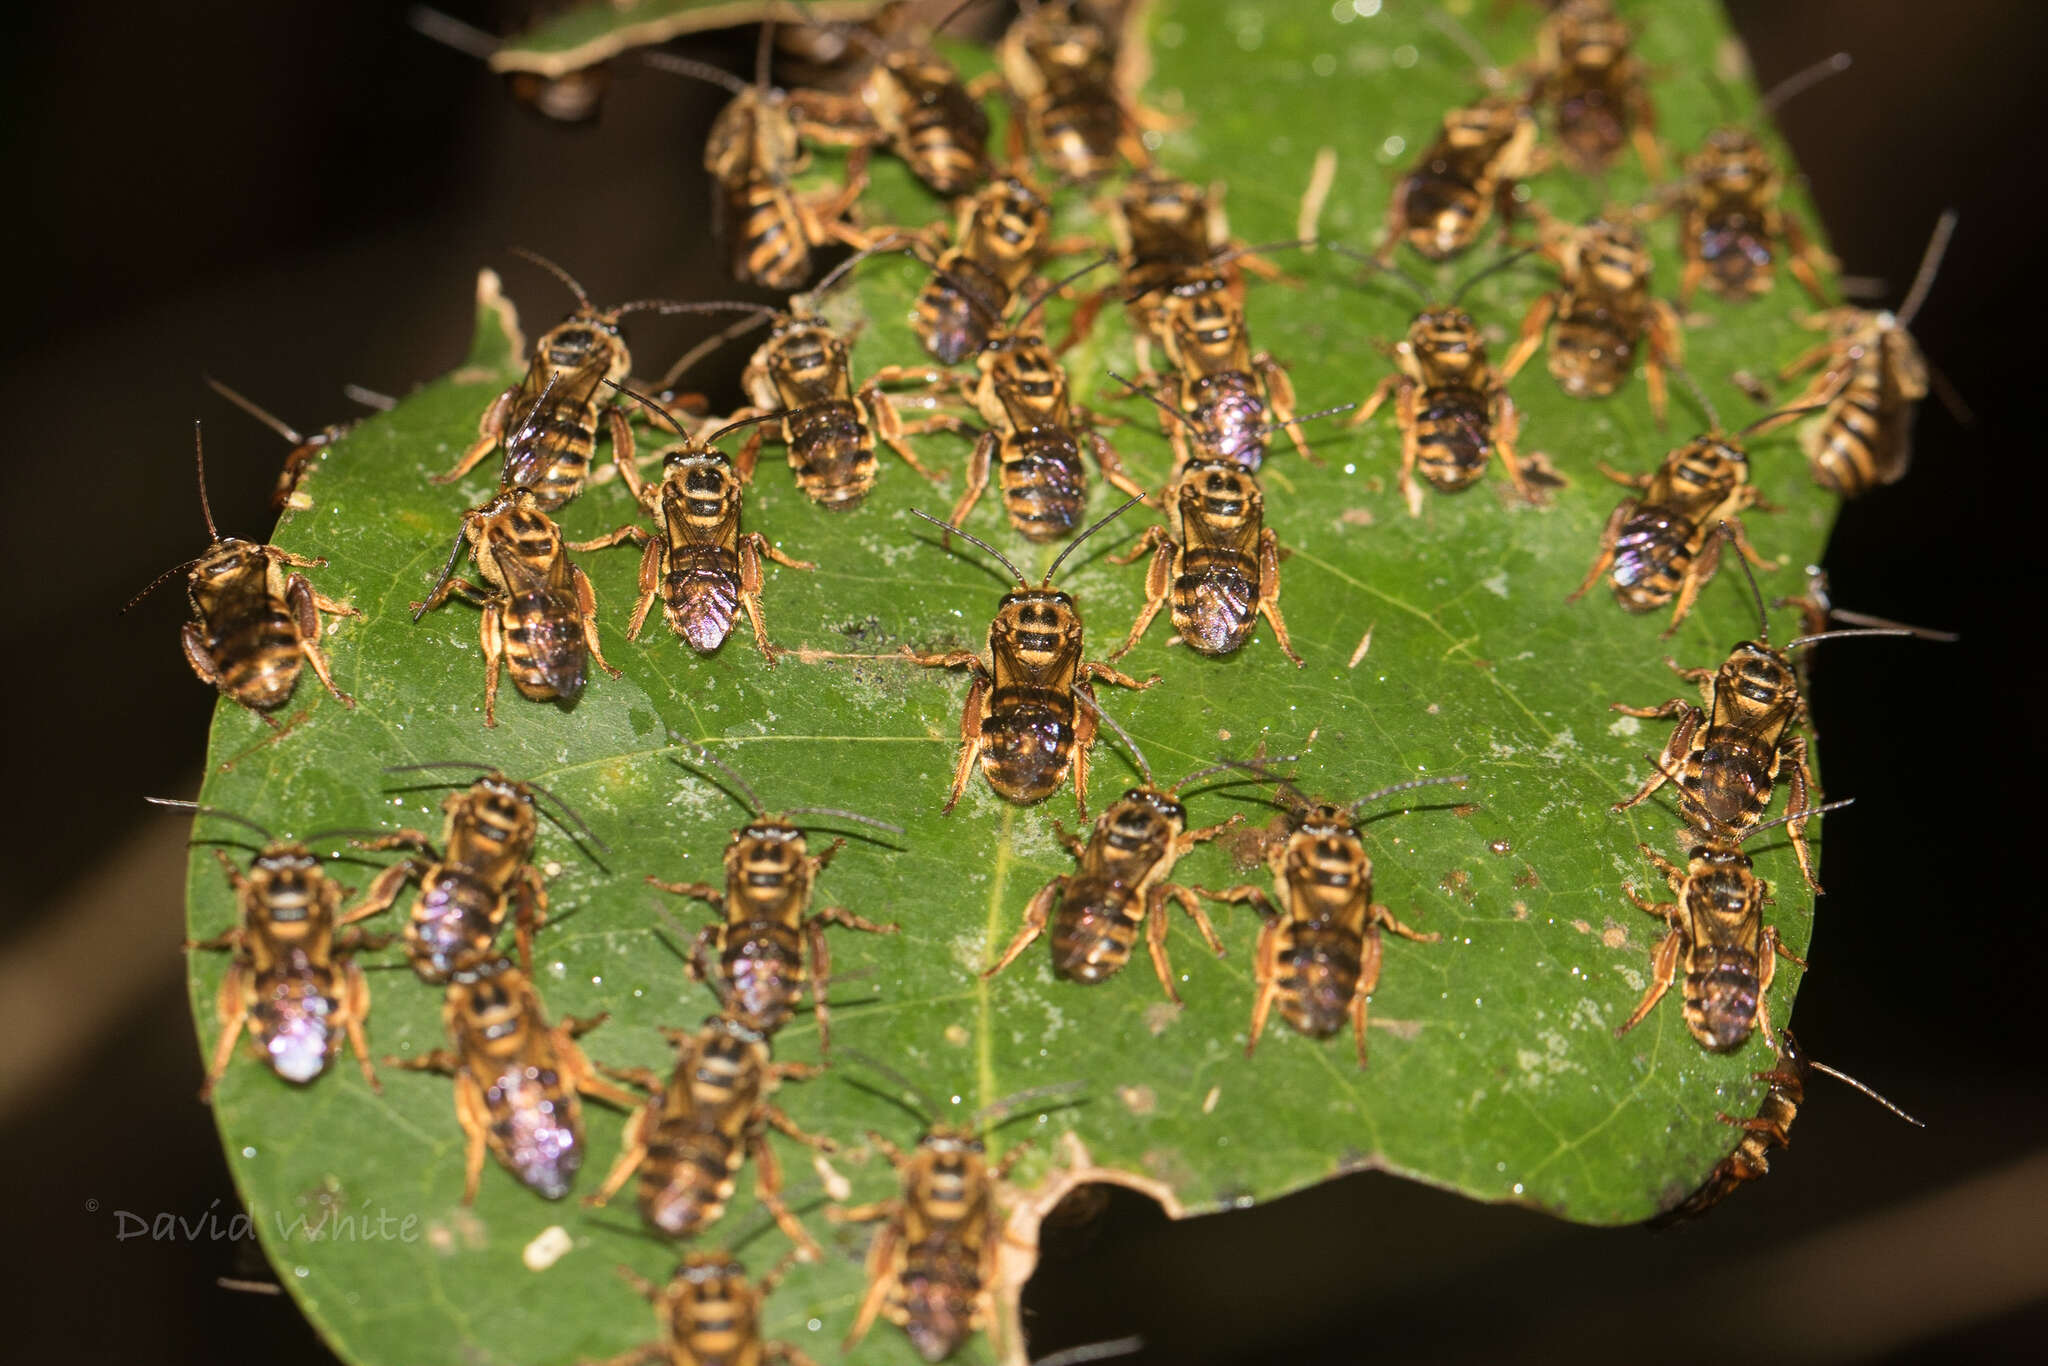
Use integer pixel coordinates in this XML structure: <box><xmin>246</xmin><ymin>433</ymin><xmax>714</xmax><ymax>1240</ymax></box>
<box><xmin>1000</xmin><ymin>433</ymin><xmax>1087</xmax><ymax>542</ymax></box>
<box><xmin>502</xmin><ymin>591</ymin><xmax>588</xmax><ymax>701</ymax></box>
<box><xmin>980</xmin><ymin>693</ymin><xmax>1076</xmax><ymax>804</ymax></box>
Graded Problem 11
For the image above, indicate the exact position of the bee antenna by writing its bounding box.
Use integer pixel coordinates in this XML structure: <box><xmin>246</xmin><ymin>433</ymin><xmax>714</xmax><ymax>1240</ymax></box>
<box><xmin>974</xmin><ymin>1080</ymin><xmax>1085</xmax><ymax>1133</ymax></box>
<box><xmin>704</xmin><ymin>409</ymin><xmax>796</xmax><ymax>446</ymax></box>
<box><xmin>1760</xmin><ymin>51</ymin><xmax>1851</xmax><ymax>116</ymax></box>
<box><xmin>1425</xmin><ymin>7</ymin><xmax>1504</xmax><ymax>89</ymax></box>
<box><xmin>777</xmin><ymin>806</ymin><xmax>907</xmax><ymax>836</ymax></box>
<box><xmin>1032</xmin><ymin>1338</ymin><xmax>1146</xmax><ymax>1366</ymax></box>
<box><xmin>1043</xmin><ymin>492</ymin><xmax>1148</xmax><ymax>585</ymax></box>
<box><xmin>641</xmin><ymin>50</ymin><xmax>753</xmax><ymax>98</ymax></box>
<box><xmin>1104</xmin><ymin>368</ymin><xmax>1187</xmax><ymax>429</ymax></box>
<box><xmin>1323</xmin><ymin>242</ymin><xmax>1433</xmax><ymax>306</ymax></box>
<box><xmin>1813</xmin><ymin>607</ymin><xmax>1958</xmax><ymax>643</ymax></box>
<box><xmin>807</xmin><ymin>232</ymin><xmax>924</xmax><ymax>302</ymax></box>
<box><xmin>343</xmin><ymin>383</ymin><xmax>395</xmax><ymax>412</ymax></box>
<box><xmin>1783</xmin><ymin>627</ymin><xmax>1924</xmax><ymax>651</ymax></box>
<box><xmin>835</xmin><ymin>1048</ymin><xmax>942</xmax><ymax>1124</ymax></box>
<box><xmin>384</xmin><ymin>760</ymin><xmax>501</xmax><ymax>777</ymax></box>
<box><xmin>1451</xmin><ymin>246</ymin><xmax>1540</xmax><ymax>305</ymax></box>
<box><xmin>1247</xmin><ymin>401</ymin><xmax>1356</xmax><ymax>440</ymax></box>
<box><xmin>1717</xmin><ymin>521</ymin><xmax>1772</xmax><ymax>640</ymax></box>
<box><xmin>1670</xmin><ymin>365</ymin><xmax>1721</xmax><ymax>432</ymax></box>
<box><xmin>1346</xmin><ymin>774</ymin><xmax>1469</xmax><ymax>816</ymax></box>
<box><xmin>507</xmin><ymin>247</ymin><xmax>592</xmax><ymax>312</ymax></box>
<box><xmin>407</xmin><ymin>6</ymin><xmax>501</xmax><ymax>61</ymax></box>
<box><xmin>1737</xmin><ymin>396</ymin><xmax>1833</xmax><ymax>439</ymax></box>
<box><xmin>930</xmin><ymin>0</ymin><xmax>990</xmax><ymax>38</ymax></box>
<box><xmin>602</xmin><ymin>378</ymin><xmax>694</xmax><ymax>439</ymax></box>
<box><xmin>524</xmin><ymin>780</ymin><xmax>611</xmax><ymax>854</ymax></box>
<box><xmin>1895</xmin><ymin>209</ymin><xmax>1959</xmax><ymax>330</ymax></box>
<box><xmin>907</xmin><ymin>508</ymin><xmax>1029</xmax><ymax>586</ymax></box>
<box><xmin>1075</xmin><ymin>691</ymin><xmax>1152</xmax><ymax>787</ymax></box>
<box><xmin>191</xmin><ymin>421</ymin><xmax>222</xmax><ymax>542</ymax></box>
<box><xmin>1014</xmin><ymin>254</ymin><xmax>1118</xmax><ymax>332</ymax></box>
<box><xmin>1172</xmin><ymin>753</ymin><xmax>1302</xmax><ymax>791</ymax></box>
<box><xmin>204</xmin><ymin>376</ymin><xmax>305</xmax><ymax>445</ymax></box>
<box><xmin>755</xmin><ymin>14</ymin><xmax>776</xmax><ymax>90</ymax></box>
<box><xmin>414</xmin><ymin>518</ymin><xmax>474</xmax><ymax>624</ymax></box>
<box><xmin>1211</xmin><ymin>237</ymin><xmax>1318</xmax><ymax>268</ymax></box>
<box><xmin>674</xmin><ymin>746</ymin><xmax>766</xmax><ymax>819</ymax></box>
<box><xmin>656</xmin><ymin>309</ymin><xmax>778</xmax><ymax>392</ymax></box>
<box><xmin>1738</xmin><ymin>796</ymin><xmax>1854</xmax><ymax>842</ymax></box>
<box><xmin>120</xmin><ymin>556</ymin><xmax>206</xmax><ymax>615</ymax></box>
<box><xmin>146</xmin><ymin>796</ymin><xmax>279</xmax><ymax>844</ymax></box>
<box><xmin>1806</xmin><ymin>1057</ymin><xmax>1924</xmax><ymax>1127</ymax></box>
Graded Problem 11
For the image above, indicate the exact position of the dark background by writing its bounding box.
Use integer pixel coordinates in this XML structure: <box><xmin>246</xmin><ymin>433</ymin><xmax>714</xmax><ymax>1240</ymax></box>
<box><xmin>3</xmin><ymin>2</ymin><xmax>2043</xmax><ymax>1362</ymax></box>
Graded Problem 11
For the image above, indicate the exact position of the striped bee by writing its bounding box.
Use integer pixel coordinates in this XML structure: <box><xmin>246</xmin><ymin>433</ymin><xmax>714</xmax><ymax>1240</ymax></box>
<box><xmin>1526</xmin><ymin>0</ymin><xmax>1662</xmax><ymax>177</ymax></box>
<box><xmin>1502</xmin><ymin>212</ymin><xmax>1684</xmax><ymax>424</ymax></box>
<box><xmin>599</xmin><ymin>1251</ymin><xmax>817</xmax><ymax>1366</ymax></box>
<box><xmin>998</xmin><ymin>0</ymin><xmax>1146</xmax><ymax>184</ymax></box>
<box><xmin>1377</xmin><ymin>92</ymin><xmax>1539</xmax><ymax>265</ymax></box>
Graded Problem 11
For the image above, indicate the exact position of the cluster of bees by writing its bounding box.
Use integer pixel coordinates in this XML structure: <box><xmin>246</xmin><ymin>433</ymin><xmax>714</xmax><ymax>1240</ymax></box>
<box><xmin>141</xmin><ymin>1</ymin><xmax>1963</xmax><ymax>1360</ymax></box>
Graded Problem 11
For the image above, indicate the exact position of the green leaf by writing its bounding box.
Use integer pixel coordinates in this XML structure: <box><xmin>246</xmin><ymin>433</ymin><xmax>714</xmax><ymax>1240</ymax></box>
<box><xmin>185</xmin><ymin>3</ymin><xmax>1842</xmax><ymax>1363</ymax></box>
<box><xmin>491</xmin><ymin>0</ymin><xmax>885</xmax><ymax>78</ymax></box>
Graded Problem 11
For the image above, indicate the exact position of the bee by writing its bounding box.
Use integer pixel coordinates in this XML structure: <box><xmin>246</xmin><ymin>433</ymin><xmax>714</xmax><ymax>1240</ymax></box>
<box><xmin>1102</xmin><ymin>375</ymin><xmax>1304</xmax><ymax>666</ymax></box>
<box><xmin>431</xmin><ymin>250</ymin><xmax>692</xmax><ymax>510</ymax></box>
<box><xmin>412</xmin><ymin>485</ymin><xmax>620</xmax><ymax>726</ymax></box>
<box><xmin>913</xmin><ymin>173</ymin><xmax>1080</xmax><ymax>364</ymax></box>
<box><xmin>1376</xmin><ymin>90</ymin><xmax>1539</xmax><ymax>265</ymax></box>
<box><xmin>388</xmin><ymin>960</ymin><xmax>638</xmax><ymax>1203</ymax></box>
<box><xmin>1611</xmin><ymin>548</ymin><xmax>1921</xmax><ymax>891</ymax></box>
<box><xmin>1570</xmin><ymin>387</ymin><xmax>1819</xmax><ymax>636</ymax></box>
<box><xmin>124</xmin><ymin>423</ymin><xmax>360</xmax><ymax>723</ymax></box>
<box><xmin>1197</xmin><ymin>774</ymin><xmax>1468</xmax><ymax>1068</ymax></box>
<box><xmin>1778</xmin><ymin>212</ymin><xmax>1958</xmax><ymax>496</ymax></box>
<box><xmin>1658</xmin><ymin>1030</ymin><xmax>1923</xmax><ymax>1223</ymax></box>
<box><xmin>997</xmin><ymin>0</ymin><xmax>1147</xmax><ymax>184</ymax></box>
<box><xmin>1500</xmin><ymin>211</ymin><xmax>1684</xmax><ymax>424</ymax></box>
<box><xmin>1612</xmin><ymin>802</ymin><xmax>1851</xmax><ymax>1054</ymax></box>
<box><xmin>350</xmin><ymin>761</ymin><xmax>606</xmax><ymax>983</ymax></box>
<box><xmin>901</xmin><ymin>500</ymin><xmax>1159</xmax><ymax>815</ymax></box>
<box><xmin>1340</xmin><ymin>248</ymin><xmax>1542</xmax><ymax>517</ymax></box>
<box><xmin>204</xmin><ymin>376</ymin><xmax>393</xmax><ymax>513</ymax></box>
<box><xmin>586</xmin><ymin>1013</ymin><xmax>831</xmax><ymax>1250</ymax></box>
<box><xmin>835</xmin><ymin>1064</ymin><xmax>1078</xmax><ymax>1362</ymax></box>
<box><xmin>644</xmin><ymin>23</ymin><xmax>875</xmax><ymax>290</ymax></box>
<box><xmin>1140</xmin><ymin>261</ymin><xmax>1319</xmax><ymax>473</ymax></box>
<box><xmin>596</xmin><ymin>1250</ymin><xmax>817</xmax><ymax>1366</ymax></box>
<box><xmin>1525</xmin><ymin>0</ymin><xmax>1662</xmax><ymax>177</ymax></box>
<box><xmin>942</xmin><ymin>260</ymin><xmax>1131</xmax><ymax>544</ymax></box>
<box><xmin>983</xmin><ymin>702</ymin><xmax>1245</xmax><ymax>1004</ymax></box>
<box><xmin>1668</xmin><ymin>54</ymin><xmax>1851</xmax><ymax>308</ymax></box>
<box><xmin>159</xmin><ymin>800</ymin><xmax>387</xmax><ymax>1102</ymax></box>
<box><xmin>648</xmin><ymin>748</ymin><xmax>900</xmax><ymax>1054</ymax></box>
<box><xmin>784</xmin><ymin>0</ymin><xmax>993</xmax><ymax>198</ymax></box>
<box><xmin>571</xmin><ymin>387</ymin><xmax>814</xmax><ymax>664</ymax></box>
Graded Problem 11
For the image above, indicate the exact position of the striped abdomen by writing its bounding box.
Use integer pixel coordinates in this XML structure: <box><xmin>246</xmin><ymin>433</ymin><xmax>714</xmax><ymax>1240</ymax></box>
<box><xmin>1683</xmin><ymin>734</ymin><xmax>1777</xmax><ymax>833</ymax></box>
<box><xmin>1683</xmin><ymin>943</ymin><xmax>1764</xmax><ymax>1052</ymax></box>
<box><xmin>720</xmin><ymin>919</ymin><xmax>806</xmax><ymax>1035</ymax></box>
<box><xmin>981</xmin><ymin>688</ymin><xmax>1076</xmax><ymax>804</ymax></box>
<box><xmin>663</xmin><ymin>543</ymin><xmax>743</xmax><ymax>654</ymax></box>
<box><xmin>1695</xmin><ymin>213</ymin><xmax>1773</xmax><ymax>298</ymax></box>
<box><xmin>1551</xmin><ymin>297</ymin><xmax>1640</xmax><ymax>398</ymax></box>
<box><xmin>502</xmin><ymin>398</ymin><xmax>597</xmax><ymax>511</ymax></box>
<box><xmin>724</xmin><ymin>180</ymin><xmax>813</xmax><ymax>292</ymax></box>
<box><xmin>639</xmin><ymin>1126</ymin><xmax>742</xmax><ymax>1238</ymax></box>
<box><xmin>1173</xmin><ymin>546</ymin><xmax>1257</xmax><ymax>655</ymax></box>
<box><xmin>1034</xmin><ymin>77</ymin><xmax>1121</xmax><ymax>182</ymax></box>
<box><xmin>893</xmin><ymin>78</ymin><xmax>990</xmax><ymax>196</ymax></box>
<box><xmin>405</xmin><ymin>871</ymin><xmax>507</xmax><ymax>982</ymax></box>
<box><xmin>1414</xmin><ymin>388</ymin><xmax>1495</xmax><ymax>492</ymax></box>
<box><xmin>248</xmin><ymin>959</ymin><xmax>341</xmax><ymax>1084</ymax></box>
<box><xmin>897</xmin><ymin>1231</ymin><xmax>982</xmax><ymax>1361</ymax></box>
<box><xmin>1049</xmin><ymin>875</ymin><xmax>1141</xmax><ymax>984</ymax></box>
<box><xmin>203</xmin><ymin>593</ymin><xmax>304</xmax><ymax>710</ymax></box>
<box><xmin>1397</xmin><ymin>160</ymin><xmax>1488</xmax><ymax>261</ymax></box>
<box><xmin>998</xmin><ymin>429</ymin><xmax>1087</xmax><ymax>542</ymax></box>
<box><xmin>916</xmin><ymin>258</ymin><xmax>1005</xmax><ymax>364</ymax></box>
<box><xmin>484</xmin><ymin>1063</ymin><xmax>582</xmax><ymax>1199</ymax></box>
<box><xmin>1183</xmin><ymin>372</ymin><xmax>1270</xmax><ymax>470</ymax></box>
<box><xmin>1276</xmin><ymin>921</ymin><xmax>1364</xmax><ymax>1040</ymax></box>
<box><xmin>501</xmin><ymin>585</ymin><xmax>588</xmax><ymax>702</ymax></box>
<box><xmin>784</xmin><ymin>400</ymin><xmax>877</xmax><ymax>510</ymax></box>
<box><xmin>1608</xmin><ymin>503</ymin><xmax>1692</xmax><ymax>611</ymax></box>
<box><xmin>1809</xmin><ymin>350</ymin><xmax>1910</xmax><ymax>495</ymax></box>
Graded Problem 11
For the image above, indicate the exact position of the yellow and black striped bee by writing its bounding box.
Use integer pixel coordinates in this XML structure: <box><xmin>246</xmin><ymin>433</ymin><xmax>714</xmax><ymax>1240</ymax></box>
<box><xmin>902</xmin><ymin>501</ymin><xmax>1158</xmax><ymax>815</ymax></box>
<box><xmin>648</xmin><ymin>748</ymin><xmax>900</xmax><ymax>1054</ymax></box>
<box><xmin>433</xmin><ymin>250</ymin><xmax>690</xmax><ymax>511</ymax></box>
<box><xmin>586</xmin><ymin>1013</ymin><xmax>830</xmax><ymax>1251</ymax></box>
<box><xmin>1197</xmin><ymin>775</ymin><xmax>1467</xmax><ymax>1068</ymax></box>
<box><xmin>126</xmin><ymin>423</ymin><xmax>360</xmax><ymax>723</ymax></box>
<box><xmin>163</xmin><ymin>799</ymin><xmax>386</xmax><ymax>1102</ymax></box>
<box><xmin>388</xmin><ymin>961</ymin><xmax>637</xmax><ymax>1203</ymax></box>
<box><xmin>644</xmin><ymin>23</ymin><xmax>876</xmax><ymax>290</ymax></box>
<box><xmin>572</xmin><ymin>387</ymin><xmax>814</xmax><ymax>663</ymax></box>
<box><xmin>1376</xmin><ymin>92</ymin><xmax>1540</xmax><ymax>265</ymax></box>
<box><xmin>997</xmin><ymin>0</ymin><xmax>1146</xmax><ymax>184</ymax></box>
<box><xmin>412</xmin><ymin>485</ymin><xmax>620</xmax><ymax>726</ymax></box>
<box><xmin>786</xmin><ymin>0</ymin><xmax>993</xmax><ymax>198</ymax></box>
<box><xmin>1525</xmin><ymin>0</ymin><xmax>1661</xmax><ymax>177</ymax></box>
<box><xmin>1502</xmin><ymin>211</ymin><xmax>1684</xmax><ymax>423</ymax></box>
<box><xmin>983</xmin><ymin>704</ymin><xmax>1243</xmax><ymax>1004</ymax></box>
<box><xmin>913</xmin><ymin>173</ymin><xmax>1071</xmax><ymax>364</ymax></box>
<box><xmin>599</xmin><ymin>1250</ymin><xmax>817</xmax><ymax>1366</ymax></box>
<box><xmin>349</xmin><ymin>761</ymin><xmax>602</xmax><ymax>983</ymax></box>
<box><xmin>1779</xmin><ymin>212</ymin><xmax>1957</xmax><ymax>496</ymax></box>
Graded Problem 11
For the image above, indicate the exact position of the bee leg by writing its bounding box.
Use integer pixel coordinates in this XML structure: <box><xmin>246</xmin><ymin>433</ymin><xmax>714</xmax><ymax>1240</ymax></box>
<box><xmin>945</xmin><ymin>430</ymin><xmax>997</xmax><ymax>536</ymax></box>
<box><xmin>620</xmin><ymin>536</ymin><xmax>663</xmax><ymax>642</ymax></box>
<box><xmin>281</xmin><ymin>574</ymin><xmax>357</xmax><ymax>708</ymax></box>
<box><xmin>339</xmin><ymin>857</ymin><xmax>423</xmax><ymax>931</ymax></box>
<box><xmin>1646</xmin><ymin>301</ymin><xmax>1684</xmax><ymax>427</ymax></box>
<box><xmin>1782</xmin><ymin>737</ymin><xmax>1821</xmax><ymax>893</ymax></box>
<box><xmin>862</xmin><ymin>383</ymin><xmax>951</xmax><ymax>482</ymax></box>
<box><xmin>1780</xmin><ymin>211</ymin><xmax>1835</xmax><ymax>308</ymax></box>
<box><xmin>1678</xmin><ymin>257</ymin><xmax>1706</xmax><ymax>311</ymax></box>
<box><xmin>1056</xmin><ymin>286</ymin><xmax>1110</xmax><ymax>355</ymax></box>
<box><xmin>1080</xmin><ymin>662</ymin><xmax>1159</xmax><ymax>692</ymax></box>
<box><xmin>1492</xmin><ymin>391</ymin><xmax>1539</xmax><ymax>504</ymax></box>
<box><xmin>409</xmin><ymin>575</ymin><xmax>489</xmax><ymax>617</ymax></box>
<box><xmin>589</xmin><ymin>406</ymin><xmax>635</xmax><ymax>491</ymax></box>
<box><xmin>337</xmin><ymin>958</ymin><xmax>381</xmax><ymax>1094</ymax></box>
<box><xmin>384</xmin><ymin>1048</ymin><xmax>457</xmax><ymax>1075</ymax></box>
<box><xmin>452</xmin><ymin>1075</ymin><xmax>492</xmax><ymax>1204</ymax></box>
<box><xmin>841</xmin><ymin>1220</ymin><xmax>899</xmax><ymax>1352</ymax></box>
<box><xmin>1108</xmin><ymin>530</ymin><xmax>1171</xmax><ymax>663</ymax></box>
<box><xmin>1373</xmin><ymin>903</ymin><xmax>1441</xmax><ymax>945</ymax></box>
<box><xmin>1072</xmin><ymin>686</ymin><xmax>1101</xmax><ymax>817</ymax></box>
<box><xmin>595</xmin><ymin>1064</ymin><xmax>663</xmax><ymax>1093</ymax></box>
<box><xmin>1636</xmin><ymin>842</ymin><xmax>1689</xmax><ymax>891</ymax></box>
<box><xmin>1662</xmin><ymin>657</ymin><xmax>1718</xmax><ymax>691</ymax></box>
<box><xmin>1091</xmin><ymin>430</ymin><xmax>1154</xmax><ymax>507</ymax></box>
<box><xmin>1255</xmin><ymin>353</ymin><xmax>1321</xmax><ymax>466</ymax></box>
<box><xmin>1352</xmin><ymin>921</ymin><xmax>1383</xmax><ymax>1068</ymax></box>
<box><xmin>182</xmin><ymin>624</ymin><xmax>282</xmax><ymax>730</ymax></box>
<box><xmin>512</xmin><ymin>865</ymin><xmax>548</xmax><ymax>975</ymax></box>
<box><xmin>564</xmin><ymin>524</ymin><xmax>647</xmax><ymax>554</ymax></box>
<box><xmin>984</xmin><ymin>878</ymin><xmax>1060</xmax><ymax>981</ymax></box>
<box><xmin>1255</xmin><ymin>528</ymin><xmax>1304</xmax><ymax>667</ymax></box>
<box><xmin>1142</xmin><ymin>900</ymin><xmax>1185</xmax><ymax>1007</ymax></box>
<box><xmin>199</xmin><ymin>965</ymin><xmax>249</xmax><ymax>1102</ymax></box>
<box><xmin>1162</xmin><ymin>884</ymin><xmax>1228</xmax><ymax>959</ymax></box>
<box><xmin>1630</xmin><ymin>117</ymin><xmax>1666</xmax><ymax>183</ymax></box>
<box><xmin>1723</xmin><ymin>514</ymin><xmax>1781</xmax><ymax>573</ymax></box>
<box><xmin>735</xmin><ymin>428</ymin><xmax>765</xmax><ymax>486</ymax></box>
<box><xmin>1767</xmin><ymin>927</ymin><xmax>1808</xmax><ymax>971</ymax></box>
<box><xmin>1615</xmin><ymin>925</ymin><xmax>1684</xmax><ymax>1038</ymax></box>
<box><xmin>646</xmin><ymin>874</ymin><xmax>722</xmax><ymax>904</ymax></box>
<box><xmin>1373</xmin><ymin>180</ymin><xmax>1410</xmax><ymax>267</ymax></box>
<box><xmin>1501</xmin><ymin>290</ymin><xmax>1557</xmax><ymax>383</ymax></box>
<box><xmin>433</xmin><ymin>386</ymin><xmax>515</xmax><ymax>485</ymax></box>
<box><xmin>736</xmin><ymin>534</ymin><xmax>788</xmax><ymax>666</ymax></box>
<box><xmin>1778</xmin><ymin>337</ymin><xmax>1838</xmax><ymax>389</ymax></box>
<box><xmin>1245</xmin><ymin>912</ymin><xmax>1283</xmax><ymax>1058</ymax></box>
<box><xmin>478</xmin><ymin>599</ymin><xmax>504</xmax><ymax>727</ymax></box>
<box><xmin>749</xmin><ymin>1131</ymin><xmax>825</xmax><ymax>1261</ymax></box>
<box><xmin>1395</xmin><ymin>381</ymin><xmax>1426</xmax><ymax>518</ymax></box>
<box><xmin>572</xmin><ymin>565</ymin><xmax>621</xmax><ymax>680</ymax></box>
<box><xmin>1662</xmin><ymin>533</ymin><xmax>1722</xmax><ymax>638</ymax></box>
<box><xmin>1612</xmin><ymin>707</ymin><xmax>1696</xmax><ymax>812</ymax></box>
<box><xmin>567</xmin><ymin>1049</ymin><xmax>643</xmax><ymax>1114</ymax></box>
<box><xmin>896</xmin><ymin>657</ymin><xmax>988</xmax><ymax>814</ymax></box>
<box><xmin>766</xmin><ymin>1344</ymin><xmax>819</xmax><ymax>1366</ymax></box>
